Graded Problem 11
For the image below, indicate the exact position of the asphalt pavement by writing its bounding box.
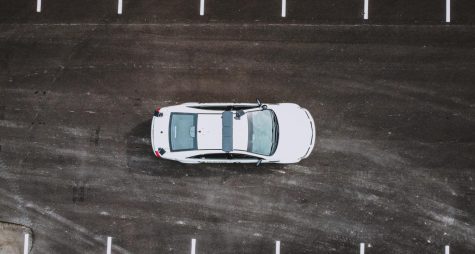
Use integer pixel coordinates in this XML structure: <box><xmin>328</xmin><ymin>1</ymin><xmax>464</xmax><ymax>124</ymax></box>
<box><xmin>0</xmin><ymin>1</ymin><xmax>475</xmax><ymax>254</ymax></box>
<box><xmin>1</xmin><ymin>0</ymin><xmax>475</xmax><ymax>24</ymax></box>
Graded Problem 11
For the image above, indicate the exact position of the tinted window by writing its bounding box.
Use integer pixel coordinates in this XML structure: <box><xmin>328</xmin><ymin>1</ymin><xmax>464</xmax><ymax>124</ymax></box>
<box><xmin>169</xmin><ymin>113</ymin><xmax>197</xmax><ymax>151</ymax></box>
<box><xmin>229</xmin><ymin>153</ymin><xmax>261</xmax><ymax>159</ymax></box>
<box><xmin>189</xmin><ymin>105</ymin><xmax>257</xmax><ymax>111</ymax></box>
<box><xmin>188</xmin><ymin>153</ymin><xmax>262</xmax><ymax>160</ymax></box>
<box><xmin>189</xmin><ymin>153</ymin><xmax>229</xmax><ymax>159</ymax></box>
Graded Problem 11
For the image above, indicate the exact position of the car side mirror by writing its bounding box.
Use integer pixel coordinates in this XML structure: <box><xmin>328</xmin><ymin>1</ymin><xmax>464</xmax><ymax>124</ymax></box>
<box><xmin>256</xmin><ymin>159</ymin><xmax>262</xmax><ymax>167</ymax></box>
<box><xmin>256</xmin><ymin>98</ymin><xmax>267</xmax><ymax>110</ymax></box>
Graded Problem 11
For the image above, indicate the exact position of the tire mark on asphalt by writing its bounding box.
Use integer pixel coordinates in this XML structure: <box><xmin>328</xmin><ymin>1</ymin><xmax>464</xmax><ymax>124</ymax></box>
<box><xmin>0</xmin><ymin>187</ymin><xmax>131</xmax><ymax>254</ymax></box>
<box><xmin>317</xmin><ymin>138</ymin><xmax>406</xmax><ymax>167</ymax></box>
<box><xmin>90</xmin><ymin>126</ymin><xmax>101</xmax><ymax>146</ymax></box>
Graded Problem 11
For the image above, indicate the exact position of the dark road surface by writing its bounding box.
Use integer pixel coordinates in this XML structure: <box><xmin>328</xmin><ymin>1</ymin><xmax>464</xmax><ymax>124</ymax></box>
<box><xmin>0</xmin><ymin>11</ymin><xmax>475</xmax><ymax>254</ymax></box>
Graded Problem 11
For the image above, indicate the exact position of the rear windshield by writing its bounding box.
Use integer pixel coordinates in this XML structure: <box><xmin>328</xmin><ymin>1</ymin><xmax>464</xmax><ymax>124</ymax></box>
<box><xmin>169</xmin><ymin>113</ymin><xmax>197</xmax><ymax>151</ymax></box>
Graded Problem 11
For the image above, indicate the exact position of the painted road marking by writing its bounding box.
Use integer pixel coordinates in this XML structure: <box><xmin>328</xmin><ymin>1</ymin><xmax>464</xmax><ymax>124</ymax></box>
<box><xmin>445</xmin><ymin>245</ymin><xmax>450</xmax><ymax>254</ymax></box>
<box><xmin>191</xmin><ymin>239</ymin><xmax>196</xmax><ymax>254</ymax></box>
<box><xmin>24</xmin><ymin>234</ymin><xmax>29</xmax><ymax>254</ymax></box>
<box><xmin>118</xmin><ymin>0</ymin><xmax>123</xmax><ymax>14</ymax></box>
<box><xmin>107</xmin><ymin>237</ymin><xmax>112</xmax><ymax>254</ymax></box>
<box><xmin>281</xmin><ymin>0</ymin><xmax>286</xmax><ymax>17</ymax></box>
<box><xmin>200</xmin><ymin>0</ymin><xmax>205</xmax><ymax>16</ymax></box>
<box><xmin>363</xmin><ymin>0</ymin><xmax>368</xmax><ymax>20</ymax></box>
<box><xmin>36</xmin><ymin>0</ymin><xmax>41</xmax><ymax>12</ymax></box>
<box><xmin>360</xmin><ymin>243</ymin><xmax>365</xmax><ymax>254</ymax></box>
<box><xmin>275</xmin><ymin>240</ymin><xmax>280</xmax><ymax>254</ymax></box>
<box><xmin>446</xmin><ymin>0</ymin><xmax>450</xmax><ymax>23</ymax></box>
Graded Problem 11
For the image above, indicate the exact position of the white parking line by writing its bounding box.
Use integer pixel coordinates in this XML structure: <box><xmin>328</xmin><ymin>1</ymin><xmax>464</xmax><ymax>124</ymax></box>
<box><xmin>275</xmin><ymin>240</ymin><xmax>280</xmax><ymax>254</ymax></box>
<box><xmin>200</xmin><ymin>0</ymin><xmax>205</xmax><ymax>16</ymax></box>
<box><xmin>106</xmin><ymin>237</ymin><xmax>112</xmax><ymax>254</ymax></box>
<box><xmin>363</xmin><ymin>0</ymin><xmax>368</xmax><ymax>20</ymax></box>
<box><xmin>360</xmin><ymin>243</ymin><xmax>365</xmax><ymax>254</ymax></box>
<box><xmin>117</xmin><ymin>0</ymin><xmax>123</xmax><ymax>15</ymax></box>
<box><xmin>191</xmin><ymin>239</ymin><xmax>196</xmax><ymax>254</ymax></box>
<box><xmin>281</xmin><ymin>0</ymin><xmax>286</xmax><ymax>17</ymax></box>
<box><xmin>36</xmin><ymin>0</ymin><xmax>41</xmax><ymax>13</ymax></box>
<box><xmin>446</xmin><ymin>0</ymin><xmax>450</xmax><ymax>23</ymax></box>
<box><xmin>24</xmin><ymin>234</ymin><xmax>29</xmax><ymax>254</ymax></box>
<box><xmin>445</xmin><ymin>245</ymin><xmax>450</xmax><ymax>254</ymax></box>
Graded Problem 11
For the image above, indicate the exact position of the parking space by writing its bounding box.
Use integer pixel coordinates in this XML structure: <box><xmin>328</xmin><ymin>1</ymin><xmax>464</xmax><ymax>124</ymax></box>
<box><xmin>0</xmin><ymin>0</ymin><xmax>32</xmax><ymax>23</ymax></box>
<box><xmin>370</xmin><ymin>0</ymin><xmax>445</xmax><ymax>24</ymax></box>
<box><xmin>36</xmin><ymin>0</ymin><xmax>116</xmax><ymax>23</ymax></box>
<box><xmin>453</xmin><ymin>0</ymin><xmax>475</xmax><ymax>24</ymax></box>
<box><xmin>206</xmin><ymin>0</ymin><xmax>282</xmax><ymax>22</ymax></box>
<box><xmin>116</xmin><ymin>0</ymin><xmax>201</xmax><ymax>23</ymax></box>
<box><xmin>286</xmin><ymin>0</ymin><xmax>363</xmax><ymax>23</ymax></box>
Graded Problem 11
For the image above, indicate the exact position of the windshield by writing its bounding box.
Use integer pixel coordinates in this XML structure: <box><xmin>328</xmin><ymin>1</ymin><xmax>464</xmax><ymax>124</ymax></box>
<box><xmin>247</xmin><ymin>110</ymin><xmax>279</xmax><ymax>156</ymax></box>
<box><xmin>169</xmin><ymin>113</ymin><xmax>197</xmax><ymax>151</ymax></box>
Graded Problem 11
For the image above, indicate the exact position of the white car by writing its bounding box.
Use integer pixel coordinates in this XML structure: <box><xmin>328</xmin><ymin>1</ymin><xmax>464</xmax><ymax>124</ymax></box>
<box><xmin>151</xmin><ymin>100</ymin><xmax>315</xmax><ymax>164</ymax></box>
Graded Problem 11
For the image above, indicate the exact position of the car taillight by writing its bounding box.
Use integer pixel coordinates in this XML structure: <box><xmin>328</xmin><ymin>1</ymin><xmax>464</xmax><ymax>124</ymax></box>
<box><xmin>154</xmin><ymin>148</ymin><xmax>166</xmax><ymax>158</ymax></box>
<box><xmin>154</xmin><ymin>107</ymin><xmax>163</xmax><ymax>117</ymax></box>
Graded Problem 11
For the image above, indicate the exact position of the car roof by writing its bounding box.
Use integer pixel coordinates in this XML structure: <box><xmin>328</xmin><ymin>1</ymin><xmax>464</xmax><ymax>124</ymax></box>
<box><xmin>195</xmin><ymin>111</ymin><xmax>248</xmax><ymax>152</ymax></box>
<box><xmin>196</xmin><ymin>114</ymin><xmax>221</xmax><ymax>150</ymax></box>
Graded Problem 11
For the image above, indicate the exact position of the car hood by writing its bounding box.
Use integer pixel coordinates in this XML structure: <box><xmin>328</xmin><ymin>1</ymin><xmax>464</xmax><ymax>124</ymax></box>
<box><xmin>270</xmin><ymin>104</ymin><xmax>315</xmax><ymax>163</ymax></box>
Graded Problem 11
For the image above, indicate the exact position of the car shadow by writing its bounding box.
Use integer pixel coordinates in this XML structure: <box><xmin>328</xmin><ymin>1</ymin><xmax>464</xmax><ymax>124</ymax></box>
<box><xmin>126</xmin><ymin>120</ymin><xmax>282</xmax><ymax>178</ymax></box>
